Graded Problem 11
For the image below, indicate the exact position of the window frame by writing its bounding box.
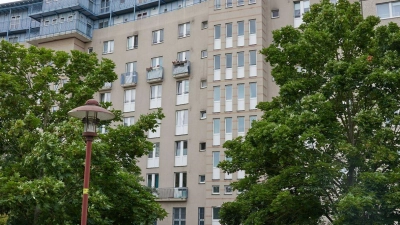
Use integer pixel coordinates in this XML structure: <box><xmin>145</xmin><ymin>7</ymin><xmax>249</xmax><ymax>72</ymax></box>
<box><xmin>103</xmin><ymin>40</ymin><xmax>114</xmax><ymax>54</ymax></box>
<box><xmin>152</xmin><ymin>29</ymin><xmax>164</xmax><ymax>44</ymax></box>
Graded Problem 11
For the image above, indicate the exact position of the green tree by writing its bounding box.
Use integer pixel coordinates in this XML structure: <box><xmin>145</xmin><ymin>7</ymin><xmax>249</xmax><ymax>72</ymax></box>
<box><xmin>218</xmin><ymin>0</ymin><xmax>400</xmax><ymax>224</ymax></box>
<box><xmin>0</xmin><ymin>41</ymin><xmax>167</xmax><ymax>224</ymax></box>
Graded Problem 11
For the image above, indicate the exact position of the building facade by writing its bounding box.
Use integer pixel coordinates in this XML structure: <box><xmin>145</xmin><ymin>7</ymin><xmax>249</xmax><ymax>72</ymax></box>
<box><xmin>0</xmin><ymin>0</ymin><xmax>396</xmax><ymax>224</ymax></box>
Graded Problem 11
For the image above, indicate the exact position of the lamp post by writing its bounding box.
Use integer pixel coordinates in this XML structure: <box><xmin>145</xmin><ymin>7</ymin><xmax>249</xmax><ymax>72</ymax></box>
<box><xmin>68</xmin><ymin>99</ymin><xmax>115</xmax><ymax>225</ymax></box>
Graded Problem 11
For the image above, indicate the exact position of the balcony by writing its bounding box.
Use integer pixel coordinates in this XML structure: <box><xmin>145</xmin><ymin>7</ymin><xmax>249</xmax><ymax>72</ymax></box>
<box><xmin>26</xmin><ymin>19</ymin><xmax>92</xmax><ymax>45</ymax></box>
<box><xmin>28</xmin><ymin>0</ymin><xmax>97</xmax><ymax>21</ymax></box>
<box><xmin>172</xmin><ymin>60</ymin><xmax>190</xmax><ymax>78</ymax></box>
<box><xmin>154</xmin><ymin>187</ymin><xmax>188</xmax><ymax>202</ymax></box>
<box><xmin>100</xmin><ymin>82</ymin><xmax>112</xmax><ymax>91</ymax></box>
<box><xmin>120</xmin><ymin>72</ymin><xmax>138</xmax><ymax>87</ymax></box>
<box><xmin>0</xmin><ymin>18</ymin><xmax>36</xmax><ymax>35</ymax></box>
<box><xmin>147</xmin><ymin>67</ymin><xmax>163</xmax><ymax>83</ymax></box>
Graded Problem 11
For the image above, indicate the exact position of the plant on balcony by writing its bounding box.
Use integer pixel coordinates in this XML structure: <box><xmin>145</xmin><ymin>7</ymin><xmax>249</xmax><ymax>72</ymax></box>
<box><xmin>146</xmin><ymin>67</ymin><xmax>153</xmax><ymax>72</ymax></box>
<box><xmin>172</xmin><ymin>60</ymin><xmax>187</xmax><ymax>66</ymax></box>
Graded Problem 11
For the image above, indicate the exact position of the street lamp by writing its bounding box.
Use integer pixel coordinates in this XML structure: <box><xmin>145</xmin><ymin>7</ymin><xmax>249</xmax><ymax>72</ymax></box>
<box><xmin>68</xmin><ymin>99</ymin><xmax>115</xmax><ymax>225</ymax></box>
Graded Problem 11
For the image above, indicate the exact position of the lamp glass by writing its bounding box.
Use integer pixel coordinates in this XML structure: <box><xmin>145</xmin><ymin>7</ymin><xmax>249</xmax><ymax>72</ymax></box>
<box><xmin>83</xmin><ymin>114</ymin><xmax>98</xmax><ymax>133</ymax></box>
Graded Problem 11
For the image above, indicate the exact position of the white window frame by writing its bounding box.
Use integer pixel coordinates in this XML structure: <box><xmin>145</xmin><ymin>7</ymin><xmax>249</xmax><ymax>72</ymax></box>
<box><xmin>238</xmin><ymin>83</ymin><xmax>245</xmax><ymax>110</ymax></box>
<box><xmin>200</xmin><ymin>80</ymin><xmax>207</xmax><ymax>88</ymax></box>
<box><xmin>201</xmin><ymin>50</ymin><xmax>208</xmax><ymax>58</ymax></box>
<box><xmin>123</xmin><ymin>89</ymin><xmax>135</xmax><ymax>112</ymax></box>
<box><xmin>103</xmin><ymin>40</ymin><xmax>114</xmax><ymax>54</ymax></box>
<box><xmin>100</xmin><ymin>92</ymin><xmax>111</xmax><ymax>103</ymax></box>
<box><xmin>199</xmin><ymin>175</ymin><xmax>206</xmax><ymax>183</ymax></box>
<box><xmin>173</xmin><ymin>208</ymin><xmax>186</xmax><ymax>225</ymax></box>
<box><xmin>10</xmin><ymin>15</ymin><xmax>21</xmax><ymax>30</ymax></box>
<box><xmin>175</xmin><ymin>140</ymin><xmax>188</xmax><ymax>166</ymax></box>
<box><xmin>225</xmin><ymin>117</ymin><xmax>232</xmax><ymax>141</ymax></box>
<box><xmin>127</xmin><ymin>35</ymin><xmax>138</xmax><ymax>50</ymax></box>
<box><xmin>249</xmin><ymin>19</ymin><xmax>256</xmax><ymax>45</ymax></box>
<box><xmin>214</xmin><ymin>55</ymin><xmax>221</xmax><ymax>80</ymax></box>
<box><xmin>178</xmin><ymin>22</ymin><xmax>191</xmax><ymax>38</ymax></box>
<box><xmin>148</xmin><ymin>119</ymin><xmax>161</xmax><ymax>138</ymax></box>
<box><xmin>238</xmin><ymin>116</ymin><xmax>245</xmax><ymax>136</ymax></box>
<box><xmin>213</xmin><ymin>86</ymin><xmax>221</xmax><ymax>113</ymax></box>
<box><xmin>177</xmin><ymin>80</ymin><xmax>189</xmax><ymax>105</ymax></box>
<box><xmin>249</xmin><ymin>115</ymin><xmax>257</xmax><ymax>128</ymax></box>
<box><xmin>151</xmin><ymin>56</ymin><xmax>163</xmax><ymax>68</ymax></box>
<box><xmin>213</xmin><ymin>119</ymin><xmax>220</xmax><ymax>146</ymax></box>
<box><xmin>212</xmin><ymin>185</ymin><xmax>220</xmax><ymax>194</ymax></box>
<box><xmin>225</xmin><ymin>53</ymin><xmax>233</xmax><ymax>79</ymax></box>
<box><xmin>226</xmin><ymin>0</ymin><xmax>232</xmax><ymax>8</ymax></box>
<box><xmin>237</xmin><ymin>52</ymin><xmax>245</xmax><ymax>78</ymax></box>
<box><xmin>226</xmin><ymin>23</ymin><xmax>233</xmax><ymax>48</ymax></box>
<box><xmin>176</xmin><ymin>110</ymin><xmax>189</xmax><ymax>135</ymax></box>
<box><xmin>224</xmin><ymin>185</ymin><xmax>233</xmax><ymax>194</ymax></box>
<box><xmin>177</xmin><ymin>50</ymin><xmax>190</xmax><ymax>61</ymax></box>
<box><xmin>214</xmin><ymin>25</ymin><xmax>221</xmax><ymax>49</ymax></box>
<box><xmin>212</xmin><ymin>207</ymin><xmax>221</xmax><ymax>223</ymax></box>
<box><xmin>377</xmin><ymin>2</ymin><xmax>400</xmax><ymax>19</ymax></box>
<box><xmin>225</xmin><ymin>84</ymin><xmax>232</xmax><ymax>112</ymax></box>
<box><xmin>250</xmin><ymin>82</ymin><xmax>257</xmax><ymax>109</ymax></box>
<box><xmin>147</xmin><ymin>142</ymin><xmax>160</xmax><ymax>168</ymax></box>
<box><xmin>150</xmin><ymin>85</ymin><xmax>162</xmax><ymax>109</ymax></box>
<box><xmin>215</xmin><ymin>0</ymin><xmax>221</xmax><ymax>9</ymax></box>
<box><xmin>212</xmin><ymin>151</ymin><xmax>220</xmax><ymax>179</ymax></box>
<box><xmin>294</xmin><ymin>0</ymin><xmax>310</xmax><ymax>28</ymax></box>
<box><xmin>152</xmin><ymin>29</ymin><xmax>164</xmax><ymax>44</ymax></box>
<box><xmin>123</xmin><ymin>117</ymin><xmax>134</xmax><ymax>126</ymax></box>
<box><xmin>147</xmin><ymin>173</ymin><xmax>159</xmax><ymax>188</ymax></box>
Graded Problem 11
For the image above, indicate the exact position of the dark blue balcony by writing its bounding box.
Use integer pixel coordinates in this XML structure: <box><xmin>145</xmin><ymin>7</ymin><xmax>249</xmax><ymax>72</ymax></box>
<box><xmin>121</xmin><ymin>72</ymin><xmax>138</xmax><ymax>87</ymax></box>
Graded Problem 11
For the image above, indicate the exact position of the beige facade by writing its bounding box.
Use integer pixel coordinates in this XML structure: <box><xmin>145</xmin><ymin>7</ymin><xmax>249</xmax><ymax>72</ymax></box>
<box><xmin>0</xmin><ymin>0</ymin><xmax>398</xmax><ymax>224</ymax></box>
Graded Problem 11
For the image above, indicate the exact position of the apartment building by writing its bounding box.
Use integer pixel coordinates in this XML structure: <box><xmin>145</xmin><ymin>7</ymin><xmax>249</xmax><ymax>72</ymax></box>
<box><xmin>0</xmin><ymin>0</ymin><xmax>396</xmax><ymax>224</ymax></box>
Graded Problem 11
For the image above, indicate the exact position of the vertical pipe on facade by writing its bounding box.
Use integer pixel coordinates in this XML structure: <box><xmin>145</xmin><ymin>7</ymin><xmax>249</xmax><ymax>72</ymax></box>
<box><xmin>6</xmin><ymin>8</ymin><xmax>11</xmax><ymax>40</ymax></box>
<box><xmin>109</xmin><ymin>0</ymin><xmax>113</xmax><ymax>26</ymax></box>
<box><xmin>133</xmin><ymin>0</ymin><xmax>136</xmax><ymax>21</ymax></box>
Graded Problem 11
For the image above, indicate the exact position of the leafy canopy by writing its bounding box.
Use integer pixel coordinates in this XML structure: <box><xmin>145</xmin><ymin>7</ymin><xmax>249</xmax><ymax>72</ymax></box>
<box><xmin>0</xmin><ymin>41</ymin><xmax>167</xmax><ymax>225</ymax></box>
<box><xmin>219</xmin><ymin>0</ymin><xmax>400</xmax><ymax>224</ymax></box>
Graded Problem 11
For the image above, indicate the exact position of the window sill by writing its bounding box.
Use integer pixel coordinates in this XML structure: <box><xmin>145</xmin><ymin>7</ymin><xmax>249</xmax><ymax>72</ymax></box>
<box><xmin>178</xmin><ymin>35</ymin><xmax>190</xmax><ymax>39</ymax></box>
<box><xmin>212</xmin><ymin>193</ymin><xmax>220</xmax><ymax>195</ymax></box>
<box><xmin>126</xmin><ymin>47</ymin><xmax>138</xmax><ymax>51</ymax></box>
<box><xmin>152</xmin><ymin>42</ymin><xmax>164</xmax><ymax>45</ymax></box>
<box><xmin>224</xmin><ymin>193</ymin><xmax>233</xmax><ymax>195</ymax></box>
<box><xmin>201</xmin><ymin>56</ymin><xmax>207</xmax><ymax>59</ymax></box>
<box><xmin>102</xmin><ymin>52</ymin><xmax>113</xmax><ymax>55</ymax></box>
<box><xmin>200</xmin><ymin>117</ymin><xmax>206</xmax><ymax>120</ymax></box>
<box><xmin>271</xmin><ymin>16</ymin><xmax>279</xmax><ymax>19</ymax></box>
<box><xmin>199</xmin><ymin>182</ymin><xmax>205</xmax><ymax>184</ymax></box>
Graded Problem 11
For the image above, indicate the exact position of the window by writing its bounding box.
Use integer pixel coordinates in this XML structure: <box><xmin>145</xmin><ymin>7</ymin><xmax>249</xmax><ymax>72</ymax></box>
<box><xmin>127</xmin><ymin>35</ymin><xmax>138</xmax><ymax>49</ymax></box>
<box><xmin>44</xmin><ymin>20</ymin><xmax>50</xmax><ymax>26</ymax></box>
<box><xmin>215</xmin><ymin>0</ymin><xmax>221</xmax><ymax>9</ymax></box>
<box><xmin>213</xmin><ymin>119</ymin><xmax>220</xmax><ymax>146</ymax></box>
<box><xmin>212</xmin><ymin>185</ymin><xmax>220</xmax><ymax>194</ymax></box>
<box><xmin>99</xmin><ymin>125</ymin><xmax>107</xmax><ymax>134</ymax></box>
<box><xmin>199</xmin><ymin>142</ymin><xmax>206</xmax><ymax>151</ymax></box>
<box><xmin>51</xmin><ymin>106</ymin><xmax>58</xmax><ymax>112</ymax></box>
<box><xmin>87</xmin><ymin>47</ymin><xmax>93</xmax><ymax>53</ymax></box>
<box><xmin>175</xmin><ymin>140</ymin><xmax>188</xmax><ymax>166</ymax></box>
<box><xmin>200</xmin><ymin>111</ymin><xmax>207</xmax><ymax>119</ymax></box>
<box><xmin>99</xmin><ymin>19</ymin><xmax>109</xmax><ymax>28</ymax></box>
<box><xmin>177</xmin><ymin>50</ymin><xmax>190</xmax><ymax>61</ymax></box>
<box><xmin>250</xmin><ymin>82</ymin><xmax>257</xmax><ymax>109</ymax></box>
<box><xmin>226</xmin><ymin>0</ymin><xmax>232</xmax><ymax>8</ymax></box>
<box><xmin>237</xmin><ymin>52</ymin><xmax>245</xmax><ymax>78</ymax></box>
<box><xmin>202</xmin><ymin>21</ymin><xmax>208</xmax><ymax>29</ymax></box>
<box><xmin>8</xmin><ymin>36</ymin><xmax>18</xmax><ymax>43</ymax></box>
<box><xmin>294</xmin><ymin>0</ymin><xmax>310</xmax><ymax>25</ymax></box>
<box><xmin>249</xmin><ymin>19</ymin><xmax>256</xmax><ymax>35</ymax></box>
<box><xmin>214</xmin><ymin>25</ymin><xmax>221</xmax><ymax>40</ymax></box>
<box><xmin>225</xmin><ymin>85</ymin><xmax>232</xmax><ymax>111</ymax></box>
<box><xmin>175</xmin><ymin>172</ymin><xmax>187</xmax><ymax>188</ymax></box>
<box><xmin>271</xmin><ymin>9</ymin><xmax>279</xmax><ymax>18</ymax></box>
<box><xmin>177</xmin><ymin>80</ymin><xmax>189</xmax><ymax>105</ymax></box>
<box><xmin>148</xmin><ymin>142</ymin><xmax>160</xmax><ymax>168</ymax></box>
<box><xmin>225</xmin><ymin>185</ymin><xmax>233</xmax><ymax>194</ymax></box>
<box><xmin>225</xmin><ymin>117</ymin><xmax>232</xmax><ymax>140</ymax></box>
<box><xmin>213</xmin><ymin>207</ymin><xmax>221</xmax><ymax>221</ymax></box>
<box><xmin>124</xmin><ymin>89</ymin><xmax>135</xmax><ymax>112</ymax></box>
<box><xmin>52</xmin><ymin>18</ymin><xmax>57</xmax><ymax>25</ymax></box>
<box><xmin>200</xmin><ymin>80</ymin><xmax>207</xmax><ymax>88</ymax></box>
<box><xmin>178</xmin><ymin>22</ymin><xmax>190</xmax><ymax>38</ymax></box>
<box><xmin>100</xmin><ymin>92</ymin><xmax>111</xmax><ymax>103</ymax></box>
<box><xmin>250</xmin><ymin>50</ymin><xmax>257</xmax><ymax>65</ymax></box>
<box><xmin>103</xmin><ymin>40</ymin><xmax>114</xmax><ymax>54</ymax></box>
<box><xmin>147</xmin><ymin>173</ymin><xmax>159</xmax><ymax>188</ymax></box>
<box><xmin>101</xmin><ymin>0</ymin><xmax>110</xmax><ymax>13</ymax></box>
<box><xmin>10</xmin><ymin>15</ymin><xmax>20</xmax><ymax>29</ymax></box>
<box><xmin>238</xmin><ymin>116</ymin><xmax>245</xmax><ymax>136</ymax></box>
<box><xmin>214</xmin><ymin>55</ymin><xmax>221</xmax><ymax>70</ymax></box>
<box><xmin>226</xmin><ymin>23</ymin><xmax>233</xmax><ymax>38</ymax></box>
<box><xmin>249</xmin><ymin>115</ymin><xmax>257</xmax><ymax>128</ymax></box>
<box><xmin>237</xmin><ymin>21</ymin><xmax>244</xmax><ymax>46</ymax></box>
<box><xmin>199</xmin><ymin>175</ymin><xmax>205</xmax><ymax>183</ymax></box>
<box><xmin>148</xmin><ymin>119</ymin><xmax>161</xmax><ymax>138</ymax></box>
<box><xmin>68</xmin><ymin>15</ymin><xmax>73</xmax><ymax>21</ymax></box>
<box><xmin>238</xmin><ymin>83</ymin><xmax>245</xmax><ymax>110</ymax></box>
<box><xmin>330</xmin><ymin>0</ymin><xmax>337</xmax><ymax>3</ymax></box>
<box><xmin>198</xmin><ymin>207</ymin><xmax>205</xmax><ymax>225</ymax></box>
<box><xmin>150</xmin><ymin>85</ymin><xmax>162</xmax><ymax>109</ymax></box>
<box><xmin>237</xmin><ymin>0</ymin><xmax>244</xmax><ymax>6</ymax></box>
<box><xmin>151</xmin><ymin>56</ymin><xmax>163</xmax><ymax>68</ymax></box>
<box><xmin>176</xmin><ymin>110</ymin><xmax>189</xmax><ymax>135</ymax></box>
<box><xmin>249</xmin><ymin>0</ymin><xmax>255</xmax><ymax>4</ymax></box>
<box><xmin>123</xmin><ymin>117</ymin><xmax>134</xmax><ymax>126</ymax></box>
<box><xmin>377</xmin><ymin>2</ymin><xmax>400</xmax><ymax>18</ymax></box>
<box><xmin>214</xmin><ymin>86</ymin><xmax>220</xmax><ymax>113</ymax></box>
<box><xmin>226</xmin><ymin>53</ymin><xmax>232</xmax><ymax>69</ymax></box>
<box><xmin>201</xmin><ymin>50</ymin><xmax>208</xmax><ymax>58</ymax></box>
<box><xmin>173</xmin><ymin>208</ymin><xmax>186</xmax><ymax>225</ymax></box>
<box><xmin>152</xmin><ymin>29</ymin><xmax>164</xmax><ymax>44</ymax></box>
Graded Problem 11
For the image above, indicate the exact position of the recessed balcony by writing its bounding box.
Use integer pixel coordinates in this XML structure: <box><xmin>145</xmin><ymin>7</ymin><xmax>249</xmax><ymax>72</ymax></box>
<box><xmin>146</xmin><ymin>66</ymin><xmax>163</xmax><ymax>84</ymax></box>
<box><xmin>153</xmin><ymin>187</ymin><xmax>188</xmax><ymax>202</ymax></box>
<box><xmin>172</xmin><ymin>60</ymin><xmax>190</xmax><ymax>78</ymax></box>
<box><xmin>121</xmin><ymin>72</ymin><xmax>138</xmax><ymax>87</ymax></box>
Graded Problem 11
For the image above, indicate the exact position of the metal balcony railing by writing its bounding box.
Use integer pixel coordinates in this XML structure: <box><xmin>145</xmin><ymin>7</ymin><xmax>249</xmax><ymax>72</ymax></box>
<box><xmin>0</xmin><ymin>18</ymin><xmax>37</xmax><ymax>33</ymax></box>
<box><xmin>153</xmin><ymin>187</ymin><xmax>188</xmax><ymax>200</ymax></box>
<box><xmin>101</xmin><ymin>82</ymin><xmax>112</xmax><ymax>90</ymax></box>
<box><xmin>147</xmin><ymin>67</ymin><xmax>163</xmax><ymax>83</ymax></box>
<box><xmin>27</xmin><ymin>19</ymin><xmax>92</xmax><ymax>40</ymax></box>
<box><xmin>172</xmin><ymin>60</ymin><xmax>190</xmax><ymax>78</ymax></box>
<box><xmin>121</xmin><ymin>72</ymin><xmax>138</xmax><ymax>87</ymax></box>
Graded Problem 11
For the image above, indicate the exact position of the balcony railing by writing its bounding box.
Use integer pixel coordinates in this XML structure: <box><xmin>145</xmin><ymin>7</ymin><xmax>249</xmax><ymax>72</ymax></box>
<box><xmin>100</xmin><ymin>82</ymin><xmax>112</xmax><ymax>90</ymax></box>
<box><xmin>147</xmin><ymin>67</ymin><xmax>163</xmax><ymax>83</ymax></box>
<box><xmin>121</xmin><ymin>72</ymin><xmax>138</xmax><ymax>87</ymax></box>
<box><xmin>27</xmin><ymin>19</ymin><xmax>92</xmax><ymax>41</ymax></box>
<box><xmin>154</xmin><ymin>187</ymin><xmax>188</xmax><ymax>201</ymax></box>
<box><xmin>0</xmin><ymin>18</ymin><xmax>36</xmax><ymax>33</ymax></box>
<box><xmin>172</xmin><ymin>60</ymin><xmax>190</xmax><ymax>78</ymax></box>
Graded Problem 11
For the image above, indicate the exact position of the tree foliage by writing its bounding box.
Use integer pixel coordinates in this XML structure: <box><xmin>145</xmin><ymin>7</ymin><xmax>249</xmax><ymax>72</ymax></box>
<box><xmin>0</xmin><ymin>41</ymin><xmax>167</xmax><ymax>224</ymax></box>
<box><xmin>219</xmin><ymin>0</ymin><xmax>400</xmax><ymax>224</ymax></box>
